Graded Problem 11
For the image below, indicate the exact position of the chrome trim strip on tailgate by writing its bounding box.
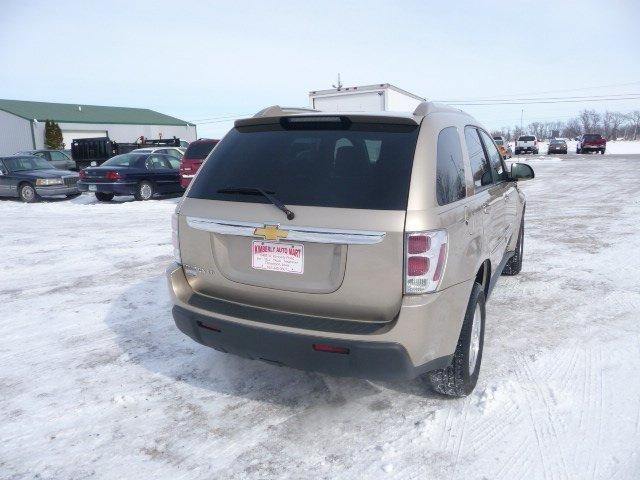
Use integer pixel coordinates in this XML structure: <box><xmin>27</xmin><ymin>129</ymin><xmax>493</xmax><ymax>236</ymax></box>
<box><xmin>186</xmin><ymin>217</ymin><xmax>386</xmax><ymax>245</ymax></box>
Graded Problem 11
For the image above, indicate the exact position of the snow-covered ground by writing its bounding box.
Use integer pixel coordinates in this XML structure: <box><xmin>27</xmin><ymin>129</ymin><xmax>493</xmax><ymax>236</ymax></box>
<box><xmin>2</xmin><ymin>156</ymin><xmax>640</xmax><ymax>479</ymax></box>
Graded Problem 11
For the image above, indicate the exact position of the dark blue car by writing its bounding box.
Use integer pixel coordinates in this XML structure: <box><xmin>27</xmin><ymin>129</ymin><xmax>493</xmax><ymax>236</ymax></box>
<box><xmin>0</xmin><ymin>156</ymin><xmax>79</xmax><ymax>202</ymax></box>
<box><xmin>78</xmin><ymin>153</ymin><xmax>183</xmax><ymax>201</ymax></box>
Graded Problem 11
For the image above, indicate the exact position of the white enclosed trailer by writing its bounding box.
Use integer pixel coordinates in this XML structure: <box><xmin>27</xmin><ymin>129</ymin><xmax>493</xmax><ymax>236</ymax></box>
<box><xmin>308</xmin><ymin>83</ymin><xmax>425</xmax><ymax>113</ymax></box>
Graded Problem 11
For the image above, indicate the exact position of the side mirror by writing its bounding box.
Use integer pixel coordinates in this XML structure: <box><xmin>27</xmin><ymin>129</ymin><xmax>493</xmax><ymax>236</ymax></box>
<box><xmin>510</xmin><ymin>163</ymin><xmax>535</xmax><ymax>181</ymax></box>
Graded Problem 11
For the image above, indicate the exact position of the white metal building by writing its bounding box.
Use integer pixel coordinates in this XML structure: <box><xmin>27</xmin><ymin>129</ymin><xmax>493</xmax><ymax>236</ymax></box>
<box><xmin>0</xmin><ymin>99</ymin><xmax>197</xmax><ymax>156</ymax></box>
<box><xmin>308</xmin><ymin>83</ymin><xmax>425</xmax><ymax>113</ymax></box>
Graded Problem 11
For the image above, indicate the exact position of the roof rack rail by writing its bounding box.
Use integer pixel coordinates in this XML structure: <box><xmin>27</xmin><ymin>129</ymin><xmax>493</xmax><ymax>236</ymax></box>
<box><xmin>253</xmin><ymin>105</ymin><xmax>319</xmax><ymax>118</ymax></box>
<box><xmin>413</xmin><ymin>101</ymin><xmax>461</xmax><ymax>117</ymax></box>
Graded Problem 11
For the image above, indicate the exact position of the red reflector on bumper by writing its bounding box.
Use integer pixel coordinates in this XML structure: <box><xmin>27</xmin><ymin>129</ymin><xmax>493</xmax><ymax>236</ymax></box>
<box><xmin>312</xmin><ymin>343</ymin><xmax>350</xmax><ymax>354</ymax></box>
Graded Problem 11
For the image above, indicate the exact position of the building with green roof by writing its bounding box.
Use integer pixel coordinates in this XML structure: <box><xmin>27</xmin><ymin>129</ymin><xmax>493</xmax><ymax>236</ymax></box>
<box><xmin>0</xmin><ymin>99</ymin><xmax>197</xmax><ymax>155</ymax></box>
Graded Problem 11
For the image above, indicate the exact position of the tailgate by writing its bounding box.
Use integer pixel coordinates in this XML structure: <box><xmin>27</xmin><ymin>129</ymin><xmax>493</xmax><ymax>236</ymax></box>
<box><xmin>178</xmin><ymin>201</ymin><xmax>406</xmax><ymax>322</ymax></box>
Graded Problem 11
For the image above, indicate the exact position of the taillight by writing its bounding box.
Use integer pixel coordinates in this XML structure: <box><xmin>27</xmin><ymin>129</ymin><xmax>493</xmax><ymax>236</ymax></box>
<box><xmin>172</xmin><ymin>212</ymin><xmax>181</xmax><ymax>264</ymax></box>
<box><xmin>404</xmin><ymin>230</ymin><xmax>447</xmax><ymax>294</ymax></box>
<box><xmin>105</xmin><ymin>170</ymin><xmax>120</xmax><ymax>180</ymax></box>
<box><xmin>79</xmin><ymin>169</ymin><xmax>87</xmax><ymax>179</ymax></box>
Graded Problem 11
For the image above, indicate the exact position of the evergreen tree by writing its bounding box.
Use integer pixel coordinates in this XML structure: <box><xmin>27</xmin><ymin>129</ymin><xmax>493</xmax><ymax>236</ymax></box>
<box><xmin>44</xmin><ymin>120</ymin><xmax>64</xmax><ymax>149</ymax></box>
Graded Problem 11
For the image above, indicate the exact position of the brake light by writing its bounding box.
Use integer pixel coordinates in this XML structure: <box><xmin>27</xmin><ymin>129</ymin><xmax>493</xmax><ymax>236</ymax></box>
<box><xmin>105</xmin><ymin>170</ymin><xmax>120</xmax><ymax>180</ymax></box>
<box><xmin>404</xmin><ymin>231</ymin><xmax>448</xmax><ymax>294</ymax></box>
<box><xmin>79</xmin><ymin>169</ymin><xmax>87</xmax><ymax>179</ymax></box>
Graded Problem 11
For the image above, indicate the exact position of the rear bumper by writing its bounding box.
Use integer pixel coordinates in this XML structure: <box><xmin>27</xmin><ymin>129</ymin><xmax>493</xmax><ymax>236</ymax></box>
<box><xmin>166</xmin><ymin>263</ymin><xmax>470</xmax><ymax>380</ymax></box>
<box><xmin>581</xmin><ymin>145</ymin><xmax>605</xmax><ymax>150</ymax></box>
<box><xmin>35</xmin><ymin>185</ymin><xmax>79</xmax><ymax>197</ymax></box>
<box><xmin>78</xmin><ymin>181</ymin><xmax>136</xmax><ymax>195</ymax></box>
<box><xmin>173</xmin><ymin>304</ymin><xmax>449</xmax><ymax>380</ymax></box>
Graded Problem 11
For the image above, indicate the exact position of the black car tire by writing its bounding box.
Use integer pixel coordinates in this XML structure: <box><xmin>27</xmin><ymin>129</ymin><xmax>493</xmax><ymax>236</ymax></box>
<box><xmin>19</xmin><ymin>183</ymin><xmax>38</xmax><ymax>203</ymax></box>
<box><xmin>95</xmin><ymin>192</ymin><xmax>114</xmax><ymax>202</ymax></box>
<box><xmin>426</xmin><ymin>282</ymin><xmax>486</xmax><ymax>397</ymax></box>
<box><xmin>503</xmin><ymin>215</ymin><xmax>524</xmax><ymax>276</ymax></box>
<box><xmin>600</xmin><ymin>149</ymin><xmax>605</xmax><ymax>155</ymax></box>
<box><xmin>576</xmin><ymin>147</ymin><xmax>581</xmax><ymax>154</ymax></box>
<box><xmin>134</xmin><ymin>181</ymin><xmax>154</xmax><ymax>201</ymax></box>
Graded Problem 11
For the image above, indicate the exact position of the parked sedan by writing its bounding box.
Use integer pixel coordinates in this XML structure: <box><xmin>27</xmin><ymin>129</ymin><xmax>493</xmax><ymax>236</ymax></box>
<box><xmin>0</xmin><ymin>156</ymin><xmax>79</xmax><ymax>202</ymax></box>
<box><xmin>548</xmin><ymin>138</ymin><xmax>568</xmax><ymax>154</ymax></box>
<box><xmin>15</xmin><ymin>149</ymin><xmax>76</xmax><ymax>170</ymax></box>
<box><xmin>78</xmin><ymin>152</ymin><xmax>183</xmax><ymax>201</ymax></box>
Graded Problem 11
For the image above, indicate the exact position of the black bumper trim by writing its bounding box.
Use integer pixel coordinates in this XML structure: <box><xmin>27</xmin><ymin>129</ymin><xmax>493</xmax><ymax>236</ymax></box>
<box><xmin>187</xmin><ymin>291</ymin><xmax>392</xmax><ymax>335</ymax></box>
<box><xmin>172</xmin><ymin>305</ymin><xmax>451</xmax><ymax>380</ymax></box>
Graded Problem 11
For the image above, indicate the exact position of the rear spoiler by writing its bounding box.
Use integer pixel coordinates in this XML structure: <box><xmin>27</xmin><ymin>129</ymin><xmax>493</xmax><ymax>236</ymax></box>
<box><xmin>236</xmin><ymin>105</ymin><xmax>419</xmax><ymax>128</ymax></box>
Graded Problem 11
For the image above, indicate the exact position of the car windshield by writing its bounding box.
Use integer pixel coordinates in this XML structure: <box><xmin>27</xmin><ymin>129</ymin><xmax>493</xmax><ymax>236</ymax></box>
<box><xmin>101</xmin><ymin>154</ymin><xmax>144</xmax><ymax>167</ymax></box>
<box><xmin>519</xmin><ymin>136</ymin><xmax>535</xmax><ymax>141</ymax></box>
<box><xmin>3</xmin><ymin>157</ymin><xmax>52</xmax><ymax>171</ymax></box>
<box><xmin>188</xmin><ymin>121</ymin><xmax>419</xmax><ymax>210</ymax></box>
<box><xmin>551</xmin><ymin>139</ymin><xmax>565</xmax><ymax>144</ymax></box>
<box><xmin>494</xmin><ymin>139</ymin><xmax>504</xmax><ymax>145</ymax></box>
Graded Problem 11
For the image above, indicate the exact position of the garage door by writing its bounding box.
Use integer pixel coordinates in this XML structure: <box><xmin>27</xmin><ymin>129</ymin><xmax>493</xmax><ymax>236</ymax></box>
<box><xmin>62</xmin><ymin>130</ymin><xmax>107</xmax><ymax>149</ymax></box>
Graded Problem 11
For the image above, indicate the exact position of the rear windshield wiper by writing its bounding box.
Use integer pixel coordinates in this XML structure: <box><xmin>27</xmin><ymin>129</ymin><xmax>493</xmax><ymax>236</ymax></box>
<box><xmin>217</xmin><ymin>187</ymin><xmax>295</xmax><ymax>220</ymax></box>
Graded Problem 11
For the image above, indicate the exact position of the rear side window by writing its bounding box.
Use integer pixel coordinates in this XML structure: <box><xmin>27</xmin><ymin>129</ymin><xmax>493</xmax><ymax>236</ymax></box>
<box><xmin>479</xmin><ymin>130</ymin><xmax>505</xmax><ymax>182</ymax></box>
<box><xmin>187</xmin><ymin>122</ymin><xmax>419</xmax><ymax>210</ymax></box>
<box><xmin>464</xmin><ymin>127</ymin><xmax>493</xmax><ymax>191</ymax></box>
<box><xmin>184</xmin><ymin>142</ymin><xmax>216</xmax><ymax>160</ymax></box>
<box><xmin>436</xmin><ymin>127</ymin><xmax>466</xmax><ymax>206</ymax></box>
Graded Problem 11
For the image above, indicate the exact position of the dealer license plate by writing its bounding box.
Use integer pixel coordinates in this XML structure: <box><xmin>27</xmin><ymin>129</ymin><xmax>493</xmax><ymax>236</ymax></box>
<box><xmin>251</xmin><ymin>241</ymin><xmax>304</xmax><ymax>275</ymax></box>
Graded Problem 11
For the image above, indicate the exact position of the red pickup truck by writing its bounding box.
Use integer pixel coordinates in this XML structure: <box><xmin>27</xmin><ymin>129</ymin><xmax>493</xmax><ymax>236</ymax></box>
<box><xmin>577</xmin><ymin>134</ymin><xmax>606</xmax><ymax>154</ymax></box>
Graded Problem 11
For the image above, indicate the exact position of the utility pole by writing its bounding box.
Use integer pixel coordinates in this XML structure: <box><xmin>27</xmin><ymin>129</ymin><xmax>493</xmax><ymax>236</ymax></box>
<box><xmin>332</xmin><ymin>73</ymin><xmax>343</xmax><ymax>90</ymax></box>
<box><xmin>520</xmin><ymin>109</ymin><xmax>524</xmax><ymax>131</ymax></box>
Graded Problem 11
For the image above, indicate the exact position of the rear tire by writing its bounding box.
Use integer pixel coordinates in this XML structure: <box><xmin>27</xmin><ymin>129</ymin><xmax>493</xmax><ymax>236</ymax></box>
<box><xmin>134</xmin><ymin>181</ymin><xmax>154</xmax><ymax>201</ymax></box>
<box><xmin>426</xmin><ymin>283</ymin><xmax>485</xmax><ymax>397</ymax></box>
<box><xmin>95</xmin><ymin>192</ymin><xmax>114</xmax><ymax>202</ymax></box>
<box><xmin>19</xmin><ymin>183</ymin><xmax>38</xmax><ymax>203</ymax></box>
<box><xmin>503</xmin><ymin>216</ymin><xmax>524</xmax><ymax>276</ymax></box>
<box><xmin>600</xmin><ymin>149</ymin><xmax>605</xmax><ymax>154</ymax></box>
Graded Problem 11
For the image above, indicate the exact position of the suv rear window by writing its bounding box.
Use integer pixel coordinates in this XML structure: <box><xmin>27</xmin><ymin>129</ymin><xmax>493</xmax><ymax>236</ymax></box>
<box><xmin>187</xmin><ymin>122</ymin><xmax>419</xmax><ymax>210</ymax></box>
<box><xmin>184</xmin><ymin>142</ymin><xmax>216</xmax><ymax>160</ymax></box>
<box><xmin>583</xmin><ymin>134</ymin><xmax>602</xmax><ymax>141</ymax></box>
<box><xmin>518</xmin><ymin>136</ymin><xmax>535</xmax><ymax>141</ymax></box>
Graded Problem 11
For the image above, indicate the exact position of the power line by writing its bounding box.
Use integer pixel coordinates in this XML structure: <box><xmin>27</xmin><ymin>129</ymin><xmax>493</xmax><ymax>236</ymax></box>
<box><xmin>434</xmin><ymin>80</ymin><xmax>640</xmax><ymax>102</ymax></box>
<box><xmin>444</xmin><ymin>95</ymin><xmax>640</xmax><ymax>106</ymax></box>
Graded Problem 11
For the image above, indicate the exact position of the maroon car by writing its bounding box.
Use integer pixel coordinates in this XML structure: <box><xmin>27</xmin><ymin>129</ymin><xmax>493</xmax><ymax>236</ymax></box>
<box><xmin>577</xmin><ymin>134</ymin><xmax>606</xmax><ymax>154</ymax></box>
<box><xmin>179</xmin><ymin>138</ymin><xmax>219</xmax><ymax>188</ymax></box>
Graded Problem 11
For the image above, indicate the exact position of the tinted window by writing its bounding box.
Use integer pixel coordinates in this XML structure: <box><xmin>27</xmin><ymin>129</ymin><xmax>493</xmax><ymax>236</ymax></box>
<box><xmin>145</xmin><ymin>156</ymin><xmax>172</xmax><ymax>169</ymax></box>
<box><xmin>3</xmin><ymin>157</ymin><xmax>52</xmax><ymax>171</ymax></box>
<box><xmin>49</xmin><ymin>151</ymin><xmax>69</xmax><ymax>161</ymax></box>
<box><xmin>464</xmin><ymin>127</ymin><xmax>493</xmax><ymax>191</ymax></box>
<box><xmin>518</xmin><ymin>136</ymin><xmax>535</xmax><ymax>141</ymax></box>
<box><xmin>102</xmin><ymin>154</ymin><xmax>144</xmax><ymax>167</ymax></box>
<box><xmin>479</xmin><ymin>130</ymin><xmax>505</xmax><ymax>181</ymax></box>
<box><xmin>436</xmin><ymin>127</ymin><xmax>466</xmax><ymax>206</ymax></box>
<box><xmin>184</xmin><ymin>142</ymin><xmax>216</xmax><ymax>160</ymax></box>
<box><xmin>188</xmin><ymin>123</ymin><xmax>419</xmax><ymax>210</ymax></box>
<box><xmin>583</xmin><ymin>134</ymin><xmax>602</xmax><ymax>141</ymax></box>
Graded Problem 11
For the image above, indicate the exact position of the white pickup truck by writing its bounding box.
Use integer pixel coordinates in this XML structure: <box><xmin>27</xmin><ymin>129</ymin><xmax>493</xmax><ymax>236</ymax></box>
<box><xmin>515</xmin><ymin>135</ymin><xmax>539</xmax><ymax>155</ymax></box>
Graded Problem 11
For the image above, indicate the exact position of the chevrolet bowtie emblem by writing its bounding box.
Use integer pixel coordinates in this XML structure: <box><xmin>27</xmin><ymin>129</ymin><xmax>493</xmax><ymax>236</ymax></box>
<box><xmin>253</xmin><ymin>224</ymin><xmax>289</xmax><ymax>241</ymax></box>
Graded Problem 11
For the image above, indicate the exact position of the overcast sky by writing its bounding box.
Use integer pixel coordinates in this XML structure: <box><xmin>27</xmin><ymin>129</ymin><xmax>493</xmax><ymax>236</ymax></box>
<box><xmin>1</xmin><ymin>0</ymin><xmax>639</xmax><ymax>138</ymax></box>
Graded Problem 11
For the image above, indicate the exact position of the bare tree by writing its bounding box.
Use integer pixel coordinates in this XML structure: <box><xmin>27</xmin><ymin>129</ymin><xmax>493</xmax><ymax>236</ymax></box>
<box><xmin>627</xmin><ymin>110</ymin><xmax>640</xmax><ymax>140</ymax></box>
<box><xmin>562</xmin><ymin>118</ymin><xmax>582</xmax><ymax>138</ymax></box>
<box><xmin>579</xmin><ymin>109</ymin><xmax>601</xmax><ymax>133</ymax></box>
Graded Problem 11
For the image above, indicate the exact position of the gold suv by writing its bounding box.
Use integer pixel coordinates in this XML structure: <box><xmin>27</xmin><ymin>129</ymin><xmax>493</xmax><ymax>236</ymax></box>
<box><xmin>167</xmin><ymin>103</ymin><xmax>534</xmax><ymax>396</ymax></box>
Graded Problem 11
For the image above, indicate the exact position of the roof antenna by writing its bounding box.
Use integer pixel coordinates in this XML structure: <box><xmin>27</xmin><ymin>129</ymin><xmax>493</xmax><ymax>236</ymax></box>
<box><xmin>332</xmin><ymin>73</ymin><xmax>343</xmax><ymax>90</ymax></box>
